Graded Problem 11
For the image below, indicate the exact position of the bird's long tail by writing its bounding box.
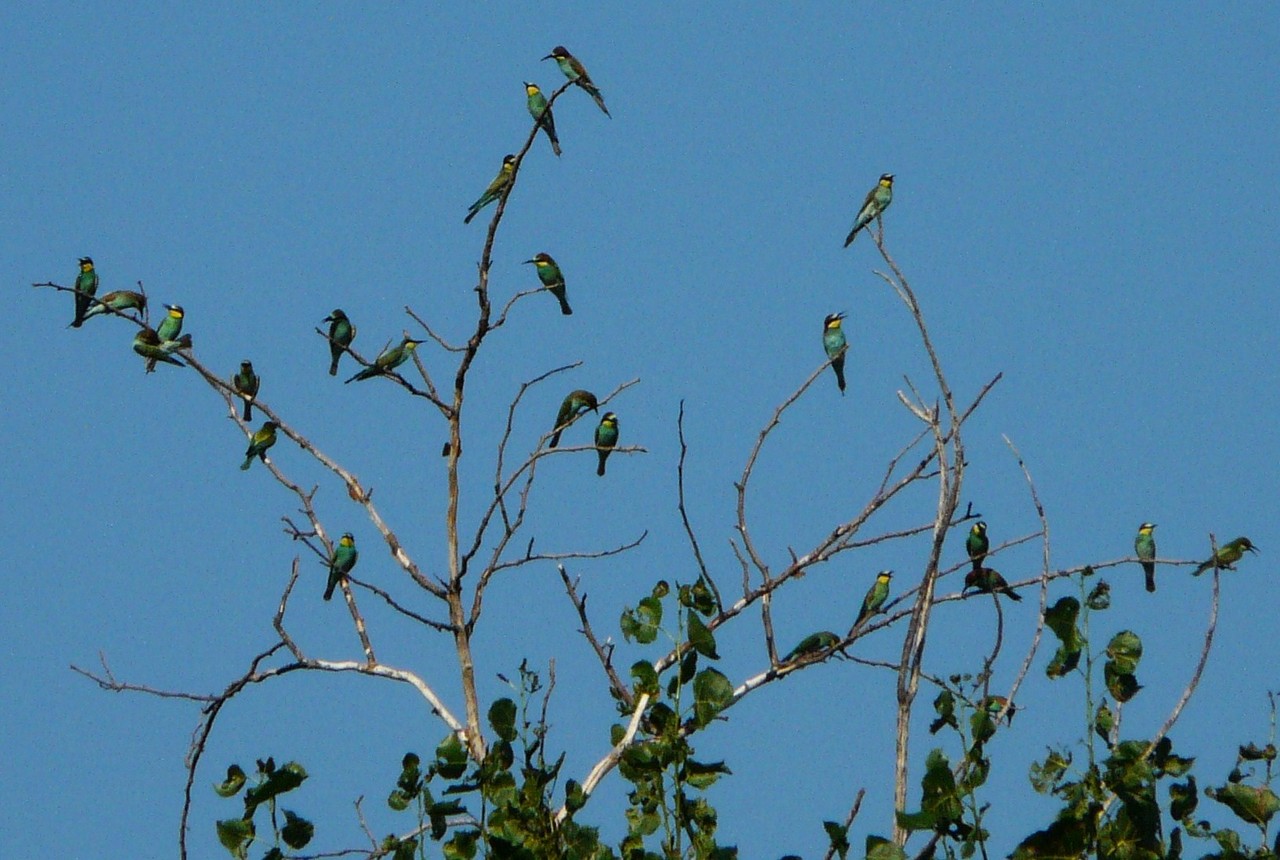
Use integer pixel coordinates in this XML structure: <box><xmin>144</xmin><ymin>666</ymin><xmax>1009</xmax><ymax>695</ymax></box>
<box><xmin>323</xmin><ymin>571</ymin><xmax>337</xmax><ymax>601</ymax></box>
<box><xmin>1143</xmin><ymin>561</ymin><xmax>1156</xmax><ymax>592</ymax></box>
<box><xmin>583</xmin><ymin>84</ymin><xmax>610</xmax><ymax>117</ymax></box>
<box><xmin>242</xmin><ymin>401</ymin><xmax>253</xmax><ymax>422</ymax></box>
<box><xmin>557</xmin><ymin>293</ymin><xmax>573</xmax><ymax>315</ymax></box>
<box><xmin>329</xmin><ymin>354</ymin><xmax>339</xmax><ymax>376</ymax></box>
<box><xmin>833</xmin><ymin>357</ymin><xmax>846</xmax><ymax>394</ymax></box>
<box><xmin>549</xmin><ymin>428</ymin><xmax>563</xmax><ymax>448</ymax></box>
<box><xmin>596</xmin><ymin>451</ymin><xmax>608</xmax><ymax>477</ymax></box>
<box><xmin>240</xmin><ymin>456</ymin><xmax>253</xmax><ymax>471</ymax></box>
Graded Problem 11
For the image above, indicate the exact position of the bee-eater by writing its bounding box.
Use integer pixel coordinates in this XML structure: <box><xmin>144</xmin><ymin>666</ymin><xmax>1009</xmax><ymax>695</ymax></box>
<box><xmin>963</xmin><ymin>567</ymin><xmax>1022</xmax><ymax>601</ymax></box>
<box><xmin>1135</xmin><ymin>523</ymin><xmax>1157</xmax><ymax>592</ymax></box>
<box><xmin>70</xmin><ymin>257</ymin><xmax>99</xmax><ymax>328</ymax></box>
<box><xmin>524</xmin><ymin>82</ymin><xmax>562</xmax><ymax>156</ymax></box>
<box><xmin>132</xmin><ymin>328</ymin><xmax>184</xmax><ymax>369</ymax></box>
<box><xmin>980</xmin><ymin>695</ymin><xmax>1017</xmax><ymax>725</ymax></box>
<box><xmin>784</xmin><ymin>630</ymin><xmax>840</xmax><ymax>662</ymax></box>
<box><xmin>324</xmin><ymin>532</ymin><xmax>358</xmax><ymax>601</ymax></box>
<box><xmin>146</xmin><ymin>304</ymin><xmax>186</xmax><ymax>372</ymax></box>
<box><xmin>345</xmin><ymin>337</ymin><xmax>422</xmax><ymax>383</ymax></box>
<box><xmin>542</xmin><ymin>46</ymin><xmax>610</xmax><ymax>117</ymax></box>
<box><xmin>856</xmin><ymin>571</ymin><xmax>893</xmax><ymax>627</ymax></box>
<box><xmin>594</xmin><ymin>412</ymin><xmax>619</xmax><ymax>476</ymax></box>
<box><xmin>550</xmin><ymin>389</ymin><xmax>599</xmax><ymax>448</ymax></box>
<box><xmin>233</xmin><ymin>360</ymin><xmax>261</xmax><ymax>422</ymax></box>
<box><xmin>524</xmin><ymin>252</ymin><xmax>572</xmax><ymax>315</ymax></box>
<box><xmin>966</xmin><ymin>521</ymin><xmax>989</xmax><ymax>572</ymax></box>
<box><xmin>844</xmin><ymin>174</ymin><xmax>894</xmax><ymax>247</ymax></box>
<box><xmin>324</xmin><ymin>309</ymin><xmax>355</xmax><ymax>377</ymax></box>
<box><xmin>241</xmin><ymin>421</ymin><xmax>278</xmax><ymax>471</ymax></box>
<box><xmin>81</xmin><ymin>290</ymin><xmax>146</xmax><ymax>323</ymax></box>
<box><xmin>1193</xmin><ymin>536</ymin><xmax>1258</xmax><ymax>575</ymax></box>
<box><xmin>822</xmin><ymin>313</ymin><xmax>848</xmax><ymax>394</ymax></box>
<box><xmin>463</xmin><ymin>154</ymin><xmax>516</xmax><ymax>224</ymax></box>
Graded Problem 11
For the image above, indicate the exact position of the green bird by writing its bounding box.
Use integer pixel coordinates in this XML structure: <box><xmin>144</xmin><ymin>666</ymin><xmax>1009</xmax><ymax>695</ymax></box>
<box><xmin>980</xmin><ymin>695</ymin><xmax>1018</xmax><ymax>726</ymax></box>
<box><xmin>70</xmin><ymin>256</ymin><xmax>100</xmax><ymax>328</ymax></box>
<box><xmin>963</xmin><ymin>567</ymin><xmax>1022</xmax><ymax>601</ymax></box>
<box><xmin>856</xmin><ymin>570</ymin><xmax>893</xmax><ymax>626</ymax></box>
<box><xmin>240</xmin><ymin>421</ymin><xmax>278</xmax><ymax>471</ymax></box>
<box><xmin>822</xmin><ymin>312</ymin><xmax>847</xmax><ymax>394</ymax></box>
<box><xmin>463</xmin><ymin>154</ymin><xmax>516</xmax><ymax>224</ymax></box>
<box><xmin>345</xmin><ymin>337</ymin><xmax>422</xmax><ymax>383</ymax></box>
<box><xmin>1193</xmin><ymin>536</ymin><xmax>1258</xmax><ymax>575</ymax></box>
<box><xmin>80</xmin><ymin>290</ymin><xmax>146</xmax><ymax>323</ymax></box>
<box><xmin>844</xmin><ymin>173</ymin><xmax>894</xmax><ymax>247</ymax></box>
<box><xmin>1135</xmin><ymin>522</ymin><xmax>1157</xmax><ymax>592</ymax></box>
<box><xmin>132</xmin><ymin>327</ymin><xmax>184</xmax><ymax>369</ymax></box>
<box><xmin>146</xmin><ymin>304</ymin><xmax>187</xmax><ymax>372</ymax></box>
<box><xmin>784</xmin><ymin>630</ymin><xmax>840</xmax><ymax>662</ymax></box>
<box><xmin>594</xmin><ymin>411</ymin><xmax>619</xmax><ymax>476</ymax></box>
<box><xmin>524</xmin><ymin>82</ymin><xmax>562</xmax><ymax>157</ymax></box>
<box><xmin>966</xmin><ymin>521</ymin><xmax>989</xmax><ymax>572</ymax></box>
<box><xmin>324</xmin><ymin>532</ymin><xmax>359</xmax><ymax>601</ymax></box>
<box><xmin>323</xmin><ymin>309</ymin><xmax>356</xmax><ymax>376</ymax></box>
<box><xmin>524</xmin><ymin>252</ymin><xmax>572</xmax><ymax>315</ymax></box>
<box><xmin>542</xmin><ymin>45</ymin><xmax>610</xmax><ymax>117</ymax></box>
<box><xmin>550</xmin><ymin>389</ymin><xmax>598</xmax><ymax>448</ymax></box>
<box><xmin>233</xmin><ymin>360</ymin><xmax>261</xmax><ymax>422</ymax></box>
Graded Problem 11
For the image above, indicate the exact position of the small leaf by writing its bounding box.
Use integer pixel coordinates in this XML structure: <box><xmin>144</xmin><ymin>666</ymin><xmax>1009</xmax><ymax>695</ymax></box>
<box><xmin>442</xmin><ymin>829</ymin><xmax>479</xmax><ymax>860</ymax></box>
<box><xmin>214</xmin><ymin>764</ymin><xmax>246</xmax><ymax>798</ymax></box>
<box><xmin>487</xmin><ymin>698</ymin><xmax>518</xmax><ymax>742</ymax></box>
<box><xmin>866</xmin><ymin>834</ymin><xmax>907</xmax><ymax>860</ymax></box>
<box><xmin>280</xmin><ymin>810</ymin><xmax>314</xmax><ymax>850</ymax></box>
<box><xmin>630</xmin><ymin>660</ymin><xmax>659</xmax><ymax>697</ymax></box>
<box><xmin>1104</xmin><ymin>663</ymin><xmax>1142</xmax><ymax>703</ymax></box>
<box><xmin>1170</xmin><ymin>776</ymin><xmax>1198</xmax><ymax>822</ymax></box>
<box><xmin>392</xmin><ymin>838</ymin><xmax>418</xmax><ymax>860</ymax></box>
<box><xmin>823</xmin><ymin>820</ymin><xmax>851</xmax><ymax>860</ymax></box>
<box><xmin>387</xmin><ymin>789</ymin><xmax>412</xmax><ymax>812</ymax></box>
<box><xmin>215</xmin><ymin>818</ymin><xmax>254</xmax><ymax>858</ymax></box>
<box><xmin>243</xmin><ymin>762</ymin><xmax>307</xmax><ymax>818</ymax></box>
<box><xmin>435</xmin><ymin>733</ymin><xmax>468</xmax><ymax>780</ymax></box>
<box><xmin>565</xmin><ymin>779</ymin><xmax>587</xmax><ymax>813</ymax></box>
<box><xmin>687</xmin><ymin>612</ymin><xmax>719</xmax><ymax>659</ymax></box>
<box><xmin>1105</xmin><ymin>630</ymin><xmax>1144</xmax><ymax>675</ymax></box>
<box><xmin>691</xmin><ymin>668</ymin><xmax>733</xmax><ymax>728</ymax></box>
<box><xmin>1094</xmin><ymin>701</ymin><xmax>1114</xmax><ymax>747</ymax></box>
<box><xmin>682</xmin><ymin>759</ymin><xmax>731</xmax><ymax>790</ymax></box>
<box><xmin>1239</xmin><ymin>743</ymin><xmax>1277</xmax><ymax>762</ymax></box>
<box><xmin>1086</xmin><ymin>580</ymin><xmax>1111</xmax><ymax>610</ymax></box>
<box><xmin>1207</xmin><ymin>783</ymin><xmax>1280</xmax><ymax>826</ymax></box>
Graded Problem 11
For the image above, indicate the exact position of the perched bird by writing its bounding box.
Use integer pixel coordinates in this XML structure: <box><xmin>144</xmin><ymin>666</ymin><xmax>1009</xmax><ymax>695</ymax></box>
<box><xmin>542</xmin><ymin>45</ymin><xmax>610</xmax><ymax>117</ymax></box>
<box><xmin>132</xmin><ymin>328</ymin><xmax>184</xmax><ymax>369</ymax></box>
<box><xmin>784</xmin><ymin>630</ymin><xmax>840</xmax><ymax>662</ymax></box>
<box><xmin>844</xmin><ymin>174</ymin><xmax>894</xmax><ymax>246</ymax></box>
<box><xmin>81</xmin><ymin>290</ymin><xmax>146</xmax><ymax>323</ymax></box>
<box><xmin>240</xmin><ymin>421</ymin><xmax>278</xmax><ymax>471</ymax></box>
<box><xmin>323</xmin><ymin>309</ymin><xmax>355</xmax><ymax>377</ymax></box>
<box><xmin>963</xmin><ymin>567</ymin><xmax>1022</xmax><ymax>601</ymax></box>
<box><xmin>524</xmin><ymin>252</ymin><xmax>572</xmax><ymax>315</ymax></box>
<box><xmin>980</xmin><ymin>695</ymin><xmax>1018</xmax><ymax>725</ymax></box>
<box><xmin>345</xmin><ymin>337</ymin><xmax>423</xmax><ymax>383</ymax></box>
<box><xmin>1135</xmin><ymin>522</ymin><xmax>1157</xmax><ymax>593</ymax></box>
<box><xmin>233</xmin><ymin>360</ymin><xmax>261</xmax><ymax>422</ymax></box>
<box><xmin>822</xmin><ymin>313</ymin><xmax>848</xmax><ymax>394</ymax></box>
<box><xmin>524</xmin><ymin>82</ymin><xmax>561</xmax><ymax>156</ymax></box>
<box><xmin>324</xmin><ymin>532</ymin><xmax>359</xmax><ymax>601</ymax></box>
<box><xmin>1193</xmin><ymin>536</ymin><xmax>1258</xmax><ymax>575</ymax></box>
<box><xmin>966</xmin><ymin>521</ymin><xmax>989</xmax><ymax>572</ymax></box>
<box><xmin>463</xmin><ymin>154</ymin><xmax>516</xmax><ymax>224</ymax></box>
<box><xmin>856</xmin><ymin>571</ymin><xmax>893</xmax><ymax>626</ymax></box>
<box><xmin>70</xmin><ymin>257</ymin><xmax>99</xmax><ymax>328</ymax></box>
<box><xmin>550</xmin><ymin>389</ymin><xmax>599</xmax><ymax>448</ymax></box>
<box><xmin>594</xmin><ymin>412</ymin><xmax>619</xmax><ymax>477</ymax></box>
<box><xmin>147</xmin><ymin>304</ymin><xmax>186</xmax><ymax>372</ymax></box>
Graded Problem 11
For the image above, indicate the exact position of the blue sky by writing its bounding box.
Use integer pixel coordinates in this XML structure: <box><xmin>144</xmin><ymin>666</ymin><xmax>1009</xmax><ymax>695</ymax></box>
<box><xmin>5</xmin><ymin>4</ymin><xmax>1279</xmax><ymax>858</ymax></box>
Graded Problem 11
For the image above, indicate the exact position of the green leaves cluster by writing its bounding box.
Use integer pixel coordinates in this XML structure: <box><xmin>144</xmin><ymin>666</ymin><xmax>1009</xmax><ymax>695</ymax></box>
<box><xmin>213</xmin><ymin>758</ymin><xmax>311</xmax><ymax>859</ymax></box>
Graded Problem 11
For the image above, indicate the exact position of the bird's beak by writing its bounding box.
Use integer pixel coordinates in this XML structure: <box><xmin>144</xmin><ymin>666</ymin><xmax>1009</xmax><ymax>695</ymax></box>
<box><xmin>522</xmin><ymin>259</ymin><xmax>535</xmax><ymax>265</ymax></box>
<box><xmin>1248</xmin><ymin>544</ymin><xmax>1260</xmax><ymax>554</ymax></box>
<box><xmin>540</xmin><ymin>53</ymin><xmax>554</xmax><ymax>61</ymax></box>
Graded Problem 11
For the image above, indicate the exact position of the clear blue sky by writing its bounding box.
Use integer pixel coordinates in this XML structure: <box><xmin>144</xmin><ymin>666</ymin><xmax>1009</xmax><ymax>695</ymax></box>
<box><xmin>6</xmin><ymin>4</ymin><xmax>1278</xmax><ymax>858</ymax></box>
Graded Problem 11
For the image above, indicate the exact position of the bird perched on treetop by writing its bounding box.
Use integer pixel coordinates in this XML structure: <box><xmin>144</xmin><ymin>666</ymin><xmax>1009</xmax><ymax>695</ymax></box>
<box><xmin>594</xmin><ymin>412</ymin><xmax>619</xmax><ymax>477</ymax></box>
<box><xmin>550</xmin><ymin>390</ymin><xmax>598</xmax><ymax>448</ymax></box>
<box><xmin>241</xmin><ymin>421</ymin><xmax>278</xmax><ymax>471</ymax></box>
<box><xmin>783</xmin><ymin>630</ymin><xmax>840</xmax><ymax>662</ymax></box>
<box><xmin>966</xmin><ymin>521</ymin><xmax>989</xmax><ymax>572</ymax></box>
<box><xmin>323</xmin><ymin>309</ymin><xmax>355</xmax><ymax>377</ymax></box>
<box><xmin>963</xmin><ymin>567</ymin><xmax>1022</xmax><ymax>601</ymax></box>
<box><xmin>80</xmin><ymin>290</ymin><xmax>146</xmax><ymax>323</ymax></box>
<box><xmin>823</xmin><ymin>313</ymin><xmax>848</xmax><ymax>394</ymax></box>
<box><xmin>524</xmin><ymin>82</ymin><xmax>561</xmax><ymax>157</ymax></box>
<box><xmin>1193</xmin><ymin>537</ymin><xmax>1258</xmax><ymax>575</ymax></box>
<box><xmin>463</xmin><ymin>154</ymin><xmax>516</xmax><ymax>224</ymax></box>
<box><xmin>844</xmin><ymin>174</ymin><xmax>894</xmax><ymax>247</ymax></box>
<box><xmin>324</xmin><ymin>532</ymin><xmax>358</xmax><ymax>601</ymax></box>
<box><xmin>145</xmin><ymin>304</ymin><xmax>187</xmax><ymax>372</ymax></box>
<box><xmin>524</xmin><ymin>252</ymin><xmax>572</xmax><ymax>315</ymax></box>
<box><xmin>132</xmin><ymin>328</ymin><xmax>184</xmax><ymax>369</ymax></box>
<box><xmin>1135</xmin><ymin>523</ymin><xmax>1157</xmax><ymax>592</ymax></box>
<box><xmin>233</xmin><ymin>360</ymin><xmax>260</xmax><ymax>422</ymax></box>
<box><xmin>542</xmin><ymin>46</ymin><xmax>610</xmax><ymax>117</ymax></box>
<box><xmin>856</xmin><ymin>571</ymin><xmax>893</xmax><ymax>626</ymax></box>
<box><xmin>345</xmin><ymin>337</ymin><xmax>422</xmax><ymax>384</ymax></box>
<box><xmin>70</xmin><ymin>257</ymin><xmax>99</xmax><ymax>328</ymax></box>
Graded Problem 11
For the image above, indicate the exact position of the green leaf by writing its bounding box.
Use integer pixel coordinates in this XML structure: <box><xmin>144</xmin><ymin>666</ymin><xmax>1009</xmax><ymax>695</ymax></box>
<box><xmin>243</xmin><ymin>762</ymin><xmax>307</xmax><ymax>818</ymax></box>
<box><xmin>215</xmin><ymin>817</ymin><xmax>254</xmax><ymax>858</ymax></box>
<box><xmin>1086</xmin><ymin>580</ymin><xmax>1111</xmax><ymax>610</ymax></box>
<box><xmin>630</xmin><ymin>660</ymin><xmax>659</xmax><ymax>697</ymax></box>
<box><xmin>397</xmin><ymin>752</ymin><xmax>421</xmax><ymax>792</ymax></box>
<box><xmin>895</xmin><ymin>809</ymin><xmax>937</xmax><ymax>832</ymax></box>
<box><xmin>1105</xmin><ymin>630</ymin><xmax>1143</xmax><ymax>675</ymax></box>
<box><xmin>435</xmin><ymin>733</ymin><xmax>468</xmax><ymax>780</ymax></box>
<box><xmin>682</xmin><ymin>759</ymin><xmax>732</xmax><ymax>790</ymax></box>
<box><xmin>691</xmin><ymin>668</ymin><xmax>733</xmax><ymax>729</ymax></box>
<box><xmin>621</xmin><ymin>596</ymin><xmax>663</xmax><ymax>644</ymax></box>
<box><xmin>866</xmin><ymin>834</ymin><xmax>907</xmax><ymax>860</ymax></box>
<box><xmin>391</xmin><ymin>838</ymin><xmax>418</xmax><ymax>860</ymax></box>
<box><xmin>565</xmin><ymin>778</ymin><xmax>587</xmax><ymax>813</ymax></box>
<box><xmin>1170</xmin><ymin>776</ymin><xmax>1198</xmax><ymax>821</ymax></box>
<box><xmin>687</xmin><ymin>612</ymin><xmax>719</xmax><ymax>659</ymax></box>
<box><xmin>1043</xmin><ymin>597</ymin><xmax>1081</xmax><ymax>642</ymax></box>
<box><xmin>1010</xmin><ymin>815</ymin><xmax>1091</xmax><ymax>860</ymax></box>
<box><xmin>919</xmin><ymin>748</ymin><xmax>963</xmax><ymax>826</ymax></box>
<box><xmin>387</xmin><ymin>789</ymin><xmax>412</xmax><ymax>812</ymax></box>
<box><xmin>280</xmin><ymin>810</ymin><xmax>314</xmax><ymax>849</ymax></box>
<box><xmin>214</xmin><ymin>764</ymin><xmax>247</xmax><ymax>798</ymax></box>
<box><xmin>262</xmin><ymin>849</ymin><xmax>283</xmax><ymax>860</ymax></box>
<box><xmin>1104</xmin><ymin>663</ymin><xmax>1142</xmax><ymax>703</ymax></box>
<box><xmin>1029</xmin><ymin>748</ymin><xmax>1071</xmax><ymax>794</ymax></box>
<box><xmin>487</xmin><ymin>698</ymin><xmax>518</xmax><ymax>742</ymax></box>
<box><xmin>1094</xmin><ymin>701</ymin><xmax>1114</xmax><ymax>746</ymax></box>
<box><xmin>1207</xmin><ymin>783</ymin><xmax>1280</xmax><ymax>826</ymax></box>
<box><xmin>930</xmin><ymin>690</ymin><xmax>957</xmax><ymax>735</ymax></box>
<box><xmin>443</xmin><ymin>829</ymin><xmax>478</xmax><ymax>860</ymax></box>
<box><xmin>1239</xmin><ymin>743</ymin><xmax>1277</xmax><ymax>762</ymax></box>
<box><xmin>823</xmin><ymin>820</ymin><xmax>851</xmax><ymax>860</ymax></box>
